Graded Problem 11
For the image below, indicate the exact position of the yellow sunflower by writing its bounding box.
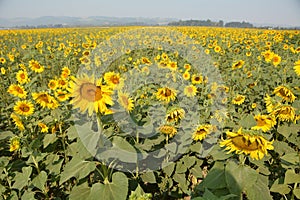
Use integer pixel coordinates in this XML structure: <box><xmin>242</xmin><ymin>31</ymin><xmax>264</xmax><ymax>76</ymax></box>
<box><xmin>0</xmin><ymin>57</ymin><xmax>6</xmax><ymax>64</ymax></box>
<box><xmin>232</xmin><ymin>60</ymin><xmax>245</xmax><ymax>70</ymax></box>
<box><xmin>191</xmin><ymin>74</ymin><xmax>203</xmax><ymax>84</ymax></box>
<box><xmin>182</xmin><ymin>71</ymin><xmax>190</xmax><ymax>80</ymax></box>
<box><xmin>232</xmin><ymin>95</ymin><xmax>246</xmax><ymax>105</ymax></box>
<box><xmin>104</xmin><ymin>71</ymin><xmax>123</xmax><ymax>90</ymax></box>
<box><xmin>38</xmin><ymin>122</ymin><xmax>48</xmax><ymax>133</ymax></box>
<box><xmin>271</xmin><ymin>105</ymin><xmax>295</xmax><ymax>122</ymax></box>
<box><xmin>11</xmin><ymin>113</ymin><xmax>25</xmax><ymax>131</ymax></box>
<box><xmin>251</xmin><ymin>114</ymin><xmax>276</xmax><ymax>132</ymax></box>
<box><xmin>165</xmin><ymin>107</ymin><xmax>185</xmax><ymax>123</ymax></box>
<box><xmin>273</xmin><ymin>85</ymin><xmax>296</xmax><ymax>102</ymax></box>
<box><xmin>1</xmin><ymin>67</ymin><xmax>5</xmax><ymax>75</ymax></box>
<box><xmin>294</xmin><ymin>60</ymin><xmax>300</xmax><ymax>76</ymax></box>
<box><xmin>141</xmin><ymin>57</ymin><xmax>152</xmax><ymax>65</ymax></box>
<box><xmin>192</xmin><ymin>124</ymin><xmax>212</xmax><ymax>141</ymax></box>
<box><xmin>264</xmin><ymin>94</ymin><xmax>280</xmax><ymax>113</ymax></box>
<box><xmin>48</xmin><ymin>79</ymin><xmax>58</xmax><ymax>90</ymax></box>
<box><xmin>55</xmin><ymin>89</ymin><xmax>70</xmax><ymax>102</ymax></box>
<box><xmin>32</xmin><ymin>92</ymin><xmax>59</xmax><ymax>109</ymax></box>
<box><xmin>220</xmin><ymin>128</ymin><xmax>274</xmax><ymax>160</ymax></box>
<box><xmin>184</xmin><ymin>64</ymin><xmax>191</xmax><ymax>71</ymax></box>
<box><xmin>29</xmin><ymin>59</ymin><xmax>44</xmax><ymax>73</ymax></box>
<box><xmin>159</xmin><ymin>125</ymin><xmax>177</xmax><ymax>138</ymax></box>
<box><xmin>9</xmin><ymin>136</ymin><xmax>21</xmax><ymax>152</ymax></box>
<box><xmin>184</xmin><ymin>85</ymin><xmax>197</xmax><ymax>97</ymax></box>
<box><xmin>156</xmin><ymin>87</ymin><xmax>177</xmax><ymax>103</ymax></box>
<box><xmin>272</xmin><ymin>54</ymin><xmax>281</xmax><ymax>66</ymax></box>
<box><xmin>167</xmin><ymin>61</ymin><xmax>177</xmax><ymax>71</ymax></box>
<box><xmin>14</xmin><ymin>100</ymin><xmax>34</xmax><ymax>116</ymax></box>
<box><xmin>69</xmin><ymin>74</ymin><xmax>114</xmax><ymax>116</ymax></box>
<box><xmin>118</xmin><ymin>91</ymin><xmax>134</xmax><ymax>112</ymax></box>
<box><xmin>262</xmin><ymin>50</ymin><xmax>274</xmax><ymax>63</ymax></box>
<box><xmin>7</xmin><ymin>84</ymin><xmax>27</xmax><ymax>99</ymax></box>
<box><xmin>16</xmin><ymin>70</ymin><xmax>30</xmax><ymax>84</ymax></box>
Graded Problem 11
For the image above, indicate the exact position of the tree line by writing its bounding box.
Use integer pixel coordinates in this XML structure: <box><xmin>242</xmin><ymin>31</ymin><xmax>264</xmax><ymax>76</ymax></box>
<box><xmin>168</xmin><ymin>19</ymin><xmax>253</xmax><ymax>28</ymax></box>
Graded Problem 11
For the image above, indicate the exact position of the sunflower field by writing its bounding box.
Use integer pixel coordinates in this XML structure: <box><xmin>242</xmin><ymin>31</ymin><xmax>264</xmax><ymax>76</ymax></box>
<box><xmin>0</xmin><ymin>26</ymin><xmax>300</xmax><ymax>200</ymax></box>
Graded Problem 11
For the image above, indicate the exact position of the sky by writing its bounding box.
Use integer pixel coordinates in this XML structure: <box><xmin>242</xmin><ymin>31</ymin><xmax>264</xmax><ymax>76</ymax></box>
<box><xmin>0</xmin><ymin>0</ymin><xmax>300</xmax><ymax>26</ymax></box>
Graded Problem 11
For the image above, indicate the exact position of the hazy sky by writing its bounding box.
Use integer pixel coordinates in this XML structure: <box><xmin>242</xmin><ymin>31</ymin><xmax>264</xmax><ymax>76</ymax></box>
<box><xmin>0</xmin><ymin>0</ymin><xmax>300</xmax><ymax>26</ymax></box>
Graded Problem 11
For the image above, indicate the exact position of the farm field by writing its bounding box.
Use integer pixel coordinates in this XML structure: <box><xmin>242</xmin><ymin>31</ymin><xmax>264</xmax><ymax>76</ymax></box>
<box><xmin>0</xmin><ymin>26</ymin><xmax>300</xmax><ymax>200</ymax></box>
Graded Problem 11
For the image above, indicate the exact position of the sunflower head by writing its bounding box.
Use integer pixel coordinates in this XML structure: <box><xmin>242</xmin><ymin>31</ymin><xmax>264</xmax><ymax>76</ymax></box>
<box><xmin>156</xmin><ymin>87</ymin><xmax>177</xmax><ymax>103</ymax></box>
<box><xmin>14</xmin><ymin>100</ymin><xmax>34</xmax><ymax>116</ymax></box>
<box><xmin>232</xmin><ymin>95</ymin><xmax>246</xmax><ymax>105</ymax></box>
<box><xmin>118</xmin><ymin>91</ymin><xmax>134</xmax><ymax>112</ymax></box>
<box><xmin>192</xmin><ymin>124</ymin><xmax>213</xmax><ymax>141</ymax></box>
<box><xmin>220</xmin><ymin>128</ymin><xmax>274</xmax><ymax>160</ymax></box>
<box><xmin>9</xmin><ymin>136</ymin><xmax>21</xmax><ymax>152</ymax></box>
<box><xmin>165</xmin><ymin>107</ymin><xmax>185</xmax><ymax>123</ymax></box>
<box><xmin>159</xmin><ymin>125</ymin><xmax>177</xmax><ymax>138</ymax></box>
<box><xmin>273</xmin><ymin>85</ymin><xmax>296</xmax><ymax>102</ymax></box>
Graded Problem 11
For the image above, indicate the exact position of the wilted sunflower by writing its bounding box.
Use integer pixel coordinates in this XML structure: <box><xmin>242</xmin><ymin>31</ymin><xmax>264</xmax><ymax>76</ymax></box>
<box><xmin>118</xmin><ymin>91</ymin><xmax>134</xmax><ymax>112</ymax></box>
<box><xmin>9</xmin><ymin>136</ymin><xmax>21</xmax><ymax>152</ymax></box>
<box><xmin>294</xmin><ymin>60</ymin><xmax>300</xmax><ymax>76</ymax></box>
<box><xmin>220</xmin><ymin>128</ymin><xmax>274</xmax><ymax>160</ymax></box>
<box><xmin>232</xmin><ymin>94</ymin><xmax>246</xmax><ymax>105</ymax></box>
<box><xmin>69</xmin><ymin>74</ymin><xmax>114</xmax><ymax>116</ymax></box>
<box><xmin>7</xmin><ymin>84</ymin><xmax>27</xmax><ymax>99</ymax></box>
<box><xmin>29</xmin><ymin>59</ymin><xmax>44</xmax><ymax>73</ymax></box>
<box><xmin>273</xmin><ymin>85</ymin><xmax>296</xmax><ymax>102</ymax></box>
<box><xmin>165</xmin><ymin>107</ymin><xmax>185</xmax><ymax>123</ymax></box>
<box><xmin>251</xmin><ymin>114</ymin><xmax>276</xmax><ymax>132</ymax></box>
<box><xmin>264</xmin><ymin>94</ymin><xmax>280</xmax><ymax>113</ymax></box>
<box><xmin>192</xmin><ymin>124</ymin><xmax>212</xmax><ymax>141</ymax></box>
<box><xmin>156</xmin><ymin>87</ymin><xmax>177</xmax><ymax>103</ymax></box>
<box><xmin>16</xmin><ymin>70</ymin><xmax>30</xmax><ymax>84</ymax></box>
<box><xmin>11</xmin><ymin>113</ymin><xmax>25</xmax><ymax>131</ymax></box>
<box><xmin>32</xmin><ymin>92</ymin><xmax>59</xmax><ymax>109</ymax></box>
<box><xmin>14</xmin><ymin>100</ymin><xmax>34</xmax><ymax>116</ymax></box>
<box><xmin>271</xmin><ymin>105</ymin><xmax>295</xmax><ymax>122</ymax></box>
<box><xmin>159</xmin><ymin>125</ymin><xmax>177</xmax><ymax>137</ymax></box>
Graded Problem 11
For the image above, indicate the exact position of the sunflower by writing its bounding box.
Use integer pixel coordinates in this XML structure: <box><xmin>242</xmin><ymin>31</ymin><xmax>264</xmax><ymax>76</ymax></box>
<box><xmin>32</xmin><ymin>92</ymin><xmax>59</xmax><ymax>109</ymax></box>
<box><xmin>262</xmin><ymin>50</ymin><xmax>274</xmax><ymax>63</ymax></box>
<box><xmin>165</xmin><ymin>107</ymin><xmax>185</xmax><ymax>123</ymax></box>
<box><xmin>272</xmin><ymin>54</ymin><xmax>281</xmax><ymax>66</ymax></box>
<box><xmin>167</xmin><ymin>61</ymin><xmax>177</xmax><ymax>71</ymax></box>
<box><xmin>232</xmin><ymin>95</ymin><xmax>246</xmax><ymax>105</ymax></box>
<box><xmin>1</xmin><ymin>67</ymin><xmax>5</xmax><ymax>75</ymax></box>
<box><xmin>184</xmin><ymin>85</ymin><xmax>197</xmax><ymax>97</ymax></box>
<box><xmin>118</xmin><ymin>91</ymin><xmax>134</xmax><ymax>112</ymax></box>
<box><xmin>219</xmin><ymin>128</ymin><xmax>274</xmax><ymax>160</ymax></box>
<box><xmin>16</xmin><ymin>70</ymin><xmax>30</xmax><ymax>84</ymax></box>
<box><xmin>273</xmin><ymin>85</ymin><xmax>296</xmax><ymax>102</ymax></box>
<box><xmin>159</xmin><ymin>125</ymin><xmax>177</xmax><ymax>137</ymax></box>
<box><xmin>214</xmin><ymin>45</ymin><xmax>221</xmax><ymax>53</ymax></box>
<box><xmin>9</xmin><ymin>136</ymin><xmax>21</xmax><ymax>152</ymax></box>
<box><xmin>58</xmin><ymin>78</ymin><xmax>69</xmax><ymax>89</ymax></box>
<box><xmin>7</xmin><ymin>84</ymin><xmax>27</xmax><ymax>99</ymax></box>
<box><xmin>104</xmin><ymin>71</ymin><xmax>123</xmax><ymax>89</ymax></box>
<box><xmin>61</xmin><ymin>67</ymin><xmax>71</xmax><ymax>79</ymax></box>
<box><xmin>141</xmin><ymin>57</ymin><xmax>152</xmax><ymax>65</ymax></box>
<box><xmin>232</xmin><ymin>60</ymin><xmax>245</xmax><ymax>70</ymax></box>
<box><xmin>38</xmin><ymin>122</ymin><xmax>48</xmax><ymax>133</ymax></box>
<box><xmin>11</xmin><ymin>113</ymin><xmax>25</xmax><ymax>131</ymax></box>
<box><xmin>156</xmin><ymin>87</ymin><xmax>177</xmax><ymax>103</ymax></box>
<box><xmin>184</xmin><ymin>64</ymin><xmax>191</xmax><ymax>71</ymax></box>
<box><xmin>192</xmin><ymin>124</ymin><xmax>212</xmax><ymax>141</ymax></box>
<box><xmin>14</xmin><ymin>100</ymin><xmax>34</xmax><ymax>116</ymax></box>
<box><xmin>271</xmin><ymin>105</ymin><xmax>295</xmax><ymax>122</ymax></box>
<box><xmin>294</xmin><ymin>60</ymin><xmax>300</xmax><ymax>76</ymax></box>
<box><xmin>182</xmin><ymin>71</ymin><xmax>190</xmax><ymax>80</ymax></box>
<box><xmin>69</xmin><ymin>74</ymin><xmax>114</xmax><ymax>116</ymax></box>
<box><xmin>48</xmin><ymin>79</ymin><xmax>58</xmax><ymax>90</ymax></box>
<box><xmin>55</xmin><ymin>89</ymin><xmax>70</xmax><ymax>102</ymax></box>
<box><xmin>251</xmin><ymin>114</ymin><xmax>276</xmax><ymax>132</ymax></box>
<box><xmin>191</xmin><ymin>74</ymin><xmax>203</xmax><ymax>84</ymax></box>
<box><xmin>264</xmin><ymin>94</ymin><xmax>280</xmax><ymax>113</ymax></box>
<box><xmin>0</xmin><ymin>57</ymin><xmax>6</xmax><ymax>64</ymax></box>
<box><xmin>29</xmin><ymin>59</ymin><xmax>44</xmax><ymax>73</ymax></box>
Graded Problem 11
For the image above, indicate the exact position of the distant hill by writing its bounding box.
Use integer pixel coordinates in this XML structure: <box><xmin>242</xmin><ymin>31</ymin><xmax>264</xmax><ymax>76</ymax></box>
<box><xmin>0</xmin><ymin>16</ymin><xmax>177</xmax><ymax>28</ymax></box>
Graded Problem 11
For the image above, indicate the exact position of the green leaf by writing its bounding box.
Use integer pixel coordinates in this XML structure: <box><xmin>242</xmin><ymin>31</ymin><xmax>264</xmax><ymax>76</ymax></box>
<box><xmin>165</xmin><ymin>142</ymin><xmax>177</xmax><ymax>154</ymax></box>
<box><xmin>67</xmin><ymin>125</ymin><xmax>79</xmax><ymax>140</ymax></box>
<box><xmin>0</xmin><ymin>131</ymin><xmax>14</xmax><ymax>140</ymax></box>
<box><xmin>239</xmin><ymin>114</ymin><xmax>256</xmax><ymax>129</ymax></box>
<box><xmin>209</xmin><ymin>145</ymin><xmax>232</xmax><ymax>161</ymax></box>
<box><xmin>32</xmin><ymin>171</ymin><xmax>47</xmax><ymax>191</ymax></box>
<box><xmin>281</xmin><ymin>153</ymin><xmax>300</xmax><ymax>165</ymax></box>
<box><xmin>67</xmin><ymin>139</ymin><xmax>93</xmax><ymax>160</ymax></box>
<box><xmin>162</xmin><ymin>162</ymin><xmax>175</xmax><ymax>177</ymax></box>
<box><xmin>45</xmin><ymin>154</ymin><xmax>64</xmax><ymax>175</ymax></box>
<box><xmin>225</xmin><ymin>160</ymin><xmax>258</xmax><ymax>195</ymax></box>
<box><xmin>69</xmin><ymin>183</ymin><xmax>91</xmax><ymax>200</ymax></box>
<box><xmin>89</xmin><ymin>172</ymin><xmax>128</xmax><ymax>200</ymax></box>
<box><xmin>43</xmin><ymin>134</ymin><xmax>57</xmax><ymax>148</ymax></box>
<box><xmin>59</xmin><ymin>157</ymin><xmax>96</xmax><ymax>185</ymax></box>
<box><xmin>284</xmin><ymin>169</ymin><xmax>300</xmax><ymax>184</ymax></box>
<box><xmin>270</xmin><ymin>183</ymin><xmax>291</xmax><ymax>195</ymax></box>
<box><xmin>293</xmin><ymin>188</ymin><xmax>300</xmax><ymax>199</ymax></box>
<box><xmin>12</xmin><ymin>166</ymin><xmax>32</xmax><ymax>190</ymax></box>
<box><xmin>140</xmin><ymin>171</ymin><xmax>156</xmax><ymax>184</ymax></box>
<box><xmin>200</xmin><ymin>162</ymin><xmax>226</xmax><ymax>189</ymax></box>
<box><xmin>21</xmin><ymin>190</ymin><xmax>35</xmax><ymax>200</ymax></box>
<box><xmin>245</xmin><ymin>174</ymin><xmax>272</xmax><ymax>200</ymax></box>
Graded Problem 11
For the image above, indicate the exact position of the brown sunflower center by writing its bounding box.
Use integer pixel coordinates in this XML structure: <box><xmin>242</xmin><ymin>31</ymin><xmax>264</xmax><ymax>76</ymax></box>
<box><xmin>80</xmin><ymin>83</ymin><xmax>103</xmax><ymax>102</ymax></box>
<box><xmin>111</xmin><ymin>76</ymin><xmax>120</xmax><ymax>84</ymax></box>
<box><xmin>256</xmin><ymin>118</ymin><xmax>266</xmax><ymax>126</ymax></box>
<box><xmin>194</xmin><ymin>77</ymin><xmax>200</xmax><ymax>82</ymax></box>
<box><xmin>20</xmin><ymin>73</ymin><xmax>26</xmax><ymax>79</ymax></box>
<box><xmin>121</xmin><ymin>95</ymin><xmax>129</xmax><ymax>106</ymax></box>
<box><xmin>16</xmin><ymin>87</ymin><xmax>24</xmax><ymax>94</ymax></box>
<box><xmin>20</xmin><ymin>104</ymin><xmax>30</xmax><ymax>112</ymax></box>
<box><xmin>164</xmin><ymin>88</ymin><xmax>172</xmax><ymax>96</ymax></box>
<box><xmin>39</xmin><ymin>94</ymin><xmax>50</xmax><ymax>103</ymax></box>
<box><xmin>231</xmin><ymin>136</ymin><xmax>259</xmax><ymax>151</ymax></box>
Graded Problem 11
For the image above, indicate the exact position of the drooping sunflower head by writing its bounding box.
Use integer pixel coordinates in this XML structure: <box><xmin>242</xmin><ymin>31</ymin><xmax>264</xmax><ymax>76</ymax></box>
<box><xmin>156</xmin><ymin>87</ymin><xmax>177</xmax><ymax>103</ymax></box>
<box><xmin>251</xmin><ymin>114</ymin><xmax>276</xmax><ymax>132</ymax></box>
<box><xmin>232</xmin><ymin>94</ymin><xmax>246</xmax><ymax>105</ymax></box>
<box><xmin>273</xmin><ymin>85</ymin><xmax>296</xmax><ymax>102</ymax></box>
<box><xmin>9</xmin><ymin>136</ymin><xmax>21</xmax><ymax>152</ymax></box>
<box><xmin>69</xmin><ymin>74</ymin><xmax>114</xmax><ymax>116</ymax></box>
<box><xmin>32</xmin><ymin>92</ymin><xmax>59</xmax><ymax>109</ymax></box>
<box><xmin>192</xmin><ymin>124</ymin><xmax>212</xmax><ymax>141</ymax></box>
<box><xmin>38</xmin><ymin>122</ymin><xmax>49</xmax><ymax>133</ymax></box>
<box><xmin>165</xmin><ymin>107</ymin><xmax>185</xmax><ymax>123</ymax></box>
<box><xmin>10</xmin><ymin>113</ymin><xmax>25</xmax><ymax>131</ymax></box>
<box><xmin>220</xmin><ymin>128</ymin><xmax>274</xmax><ymax>160</ymax></box>
<box><xmin>159</xmin><ymin>125</ymin><xmax>177</xmax><ymax>138</ymax></box>
<box><xmin>14</xmin><ymin>100</ymin><xmax>34</xmax><ymax>116</ymax></box>
<box><xmin>271</xmin><ymin>105</ymin><xmax>295</xmax><ymax>122</ymax></box>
